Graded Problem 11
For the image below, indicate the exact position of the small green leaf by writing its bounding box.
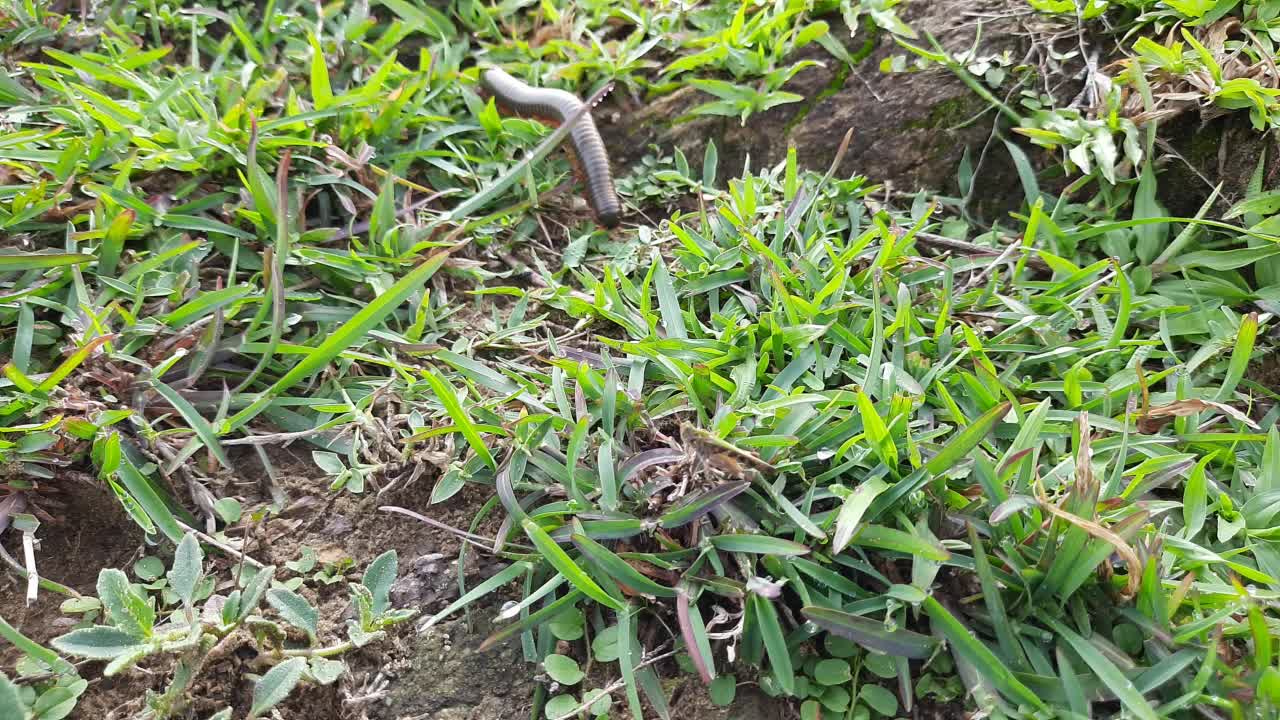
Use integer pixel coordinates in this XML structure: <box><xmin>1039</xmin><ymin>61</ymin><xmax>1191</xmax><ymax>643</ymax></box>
<box><xmin>238</xmin><ymin>565</ymin><xmax>277</xmax><ymax>622</ymax></box>
<box><xmin>307</xmin><ymin>657</ymin><xmax>345</xmax><ymax>685</ymax></box>
<box><xmin>814</xmin><ymin>659</ymin><xmax>851</xmax><ymax>685</ymax></box>
<box><xmin>96</xmin><ymin>569</ymin><xmax>153</xmax><ymax>639</ymax></box>
<box><xmin>549</xmin><ymin>609</ymin><xmax>585</xmax><ymax>641</ymax></box>
<box><xmin>592</xmin><ymin>625</ymin><xmax>621</xmax><ymax>662</ymax></box>
<box><xmin>267</xmin><ymin>588</ymin><xmax>319</xmax><ymax>640</ymax></box>
<box><xmin>544</xmin><ymin>654</ymin><xmax>585</xmax><ymax>685</ymax></box>
<box><xmin>60</xmin><ymin>597</ymin><xmax>102</xmax><ymax>614</ymax></box>
<box><xmin>858</xmin><ymin>685</ymin><xmax>899</xmax><ymax>716</ymax></box>
<box><xmin>544</xmin><ymin>694</ymin><xmax>578</xmax><ymax>720</ymax></box>
<box><xmin>709</xmin><ymin>675</ymin><xmax>736</xmax><ymax>706</ymax></box>
<box><xmin>169</xmin><ymin>533</ymin><xmax>203</xmax><ymax>607</ymax></box>
<box><xmin>132</xmin><ymin>556</ymin><xmax>164</xmax><ymax>581</ymax></box>
<box><xmin>50</xmin><ymin>626</ymin><xmax>145</xmax><ymax>660</ymax></box>
<box><xmin>584</xmin><ymin>688</ymin><xmax>611</xmax><ymax>716</ymax></box>
<box><xmin>213</xmin><ymin>498</ymin><xmax>242</xmax><ymax>524</ymax></box>
<box><xmin>249</xmin><ymin>657</ymin><xmax>307</xmax><ymax>718</ymax></box>
<box><xmin>362</xmin><ymin>550</ymin><xmax>398</xmax><ymax>617</ymax></box>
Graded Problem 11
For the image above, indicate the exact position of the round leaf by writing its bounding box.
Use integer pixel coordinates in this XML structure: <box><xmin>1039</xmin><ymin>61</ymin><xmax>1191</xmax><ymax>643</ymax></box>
<box><xmin>544</xmin><ymin>654</ymin><xmax>584</xmax><ymax>685</ymax></box>
<box><xmin>800</xmin><ymin>699</ymin><xmax>822</xmax><ymax>720</ymax></box>
<box><xmin>591</xmin><ymin>626</ymin><xmax>621</xmax><ymax>662</ymax></box>
<box><xmin>59</xmin><ymin>597</ymin><xmax>101</xmax><ymax>614</ymax></box>
<box><xmin>214</xmin><ymin>498</ymin><xmax>242</xmax><ymax>524</ymax></box>
<box><xmin>814</xmin><ymin>658</ymin><xmax>851</xmax><ymax>686</ymax></box>
<box><xmin>864</xmin><ymin>652</ymin><xmax>897</xmax><ymax>679</ymax></box>
<box><xmin>544</xmin><ymin>694</ymin><xmax>578</xmax><ymax>720</ymax></box>
<box><xmin>858</xmin><ymin>685</ymin><xmax>899</xmax><ymax>716</ymax></box>
<box><xmin>583</xmin><ymin>688</ymin><xmax>611</xmax><ymax>716</ymax></box>
<box><xmin>133</xmin><ymin>556</ymin><xmax>164</xmax><ymax>581</ymax></box>
<box><xmin>822</xmin><ymin>685</ymin><xmax>851</xmax><ymax>712</ymax></box>
<box><xmin>549</xmin><ymin>608</ymin><xmax>585</xmax><ymax>641</ymax></box>
<box><xmin>709</xmin><ymin>675</ymin><xmax>736</xmax><ymax>706</ymax></box>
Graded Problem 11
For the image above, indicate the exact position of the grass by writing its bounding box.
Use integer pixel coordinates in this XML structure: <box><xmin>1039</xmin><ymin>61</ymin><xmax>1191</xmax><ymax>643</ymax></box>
<box><xmin>0</xmin><ymin>0</ymin><xmax>1279</xmax><ymax>719</ymax></box>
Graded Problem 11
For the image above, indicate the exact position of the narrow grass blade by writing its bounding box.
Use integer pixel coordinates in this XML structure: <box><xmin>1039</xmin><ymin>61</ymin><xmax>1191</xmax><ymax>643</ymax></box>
<box><xmin>925</xmin><ymin>401</ymin><xmax>1010</xmax><ymax>476</ymax></box>
<box><xmin>225</xmin><ymin>248</ymin><xmax>455</xmax><ymax>431</ymax></box>
<box><xmin>850</xmin><ymin>524</ymin><xmax>949</xmax><ymax>561</ymax></box>
<box><xmin>480</xmin><ymin>590</ymin><xmax>584</xmax><ymax>651</ymax></box>
<box><xmin>832</xmin><ymin>478</ymin><xmax>888</xmax><ymax>554</ymax></box>
<box><xmin>116</xmin><ymin>456</ymin><xmax>185</xmax><ymax>543</ymax></box>
<box><xmin>751</xmin><ymin>593</ymin><xmax>794</xmax><ymax>695</ymax></box>
<box><xmin>421</xmin><ymin>369</ymin><xmax>495</xmax><ymax>470</ymax></box>
<box><xmin>152</xmin><ymin>381</ymin><xmax>233</xmax><ymax>471</ymax></box>
<box><xmin>922</xmin><ymin>597</ymin><xmax>1045</xmax><ymax>710</ymax></box>
<box><xmin>0</xmin><ymin>252</ymin><xmax>92</xmax><ymax>271</ymax></box>
<box><xmin>1044</xmin><ymin>617</ymin><xmax>1158</xmax><ymax>720</ymax></box>
<box><xmin>421</xmin><ymin>561</ymin><xmax>530</xmax><ymax>630</ymax></box>
<box><xmin>522</xmin><ymin>519</ymin><xmax>624</xmax><ymax>611</ymax></box>
<box><xmin>710</xmin><ymin>534</ymin><xmax>810</xmax><ymax>556</ymax></box>
<box><xmin>572</xmin><ymin>534</ymin><xmax>675</xmax><ymax>597</ymax></box>
<box><xmin>677</xmin><ymin>586</ymin><xmax>715</xmax><ymax>683</ymax></box>
<box><xmin>802</xmin><ymin>606</ymin><xmax>935</xmax><ymax>658</ymax></box>
<box><xmin>658</xmin><ymin>482</ymin><xmax>749</xmax><ymax>528</ymax></box>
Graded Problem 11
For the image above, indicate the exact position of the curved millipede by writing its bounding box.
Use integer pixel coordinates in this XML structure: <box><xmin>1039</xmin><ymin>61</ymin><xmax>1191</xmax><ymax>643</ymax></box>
<box><xmin>479</xmin><ymin>67</ymin><xmax>621</xmax><ymax>228</ymax></box>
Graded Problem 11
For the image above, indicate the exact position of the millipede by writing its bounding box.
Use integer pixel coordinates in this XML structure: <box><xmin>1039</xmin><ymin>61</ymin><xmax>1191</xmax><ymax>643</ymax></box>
<box><xmin>479</xmin><ymin>67</ymin><xmax>621</xmax><ymax>228</ymax></box>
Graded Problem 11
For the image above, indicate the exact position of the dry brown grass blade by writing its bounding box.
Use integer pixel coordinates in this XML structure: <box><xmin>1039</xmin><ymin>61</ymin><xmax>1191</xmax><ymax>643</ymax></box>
<box><xmin>1035</xmin><ymin>485</ymin><xmax>1144</xmax><ymax>600</ymax></box>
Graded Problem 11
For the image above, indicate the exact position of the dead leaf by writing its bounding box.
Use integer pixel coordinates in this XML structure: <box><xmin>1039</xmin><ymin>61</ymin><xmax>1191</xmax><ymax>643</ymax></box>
<box><xmin>1137</xmin><ymin>398</ymin><xmax>1260</xmax><ymax>433</ymax></box>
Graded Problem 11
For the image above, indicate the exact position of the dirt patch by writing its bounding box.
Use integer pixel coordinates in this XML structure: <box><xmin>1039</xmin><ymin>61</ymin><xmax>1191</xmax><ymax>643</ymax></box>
<box><xmin>1</xmin><ymin>445</ymin><xmax>520</xmax><ymax>720</ymax></box>
<box><xmin>377</xmin><ymin>605</ymin><xmax>538</xmax><ymax>720</ymax></box>
<box><xmin>667</xmin><ymin>679</ymin><xmax>787</xmax><ymax>720</ymax></box>
<box><xmin>0</xmin><ymin>477</ymin><xmax>143</xmax><ymax>646</ymax></box>
<box><xmin>1249</xmin><ymin>348</ymin><xmax>1280</xmax><ymax>397</ymax></box>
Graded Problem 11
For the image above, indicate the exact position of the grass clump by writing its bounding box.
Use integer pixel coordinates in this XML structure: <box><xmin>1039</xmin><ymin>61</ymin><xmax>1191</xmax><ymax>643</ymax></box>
<box><xmin>398</xmin><ymin>145</ymin><xmax>1280</xmax><ymax>719</ymax></box>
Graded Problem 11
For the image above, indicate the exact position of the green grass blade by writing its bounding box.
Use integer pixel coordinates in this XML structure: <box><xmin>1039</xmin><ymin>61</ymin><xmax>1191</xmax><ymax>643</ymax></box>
<box><xmin>572</xmin><ymin>534</ymin><xmax>675</xmax><ymax>597</ymax></box>
<box><xmin>1044</xmin><ymin>617</ymin><xmax>1158</xmax><ymax>720</ymax></box>
<box><xmin>922</xmin><ymin>597</ymin><xmax>1045</xmax><ymax>710</ymax></box>
<box><xmin>925</xmin><ymin>401</ymin><xmax>1010</xmax><ymax>476</ymax></box>
<box><xmin>709</xmin><ymin>534</ymin><xmax>810</xmax><ymax>556</ymax></box>
<box><xmin>224</xmin><ymin>248</ymin><xmax>455</xmax><ymax>431</ymax></box>
<box><xmin>0</xmin><ymin>252</ymin><xmax>92</xmax><ymax>271</ymax></box>
<box><xmin>803</xmin><ymin>606</ymin><xmax>935</xmax><ymax>658</ymax></box>
<box><xmin>751</xmin><ymin>593</ymin><xmax>794</xmax><ymax>695</ymax></box>
<box><xmin>421</xmin><ymin>561</ymin><xmax>530</xmax><ymax>630</ymax></box>
<box><xmin>152</xmin><ymin>381</ymin><xmax>233</xmax><ymax>471</ymax></box>
<box><xmin>421</xmin><ymin>369</ymin><xmax>496</xmax><ymax>470</ymax></box>
<box><xmin>522</xmin><ymin>518</ymin><xmax>624</xmax><ymax>611</ymax></box>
